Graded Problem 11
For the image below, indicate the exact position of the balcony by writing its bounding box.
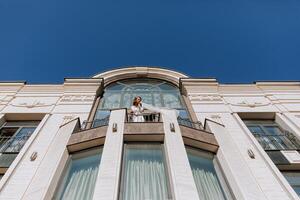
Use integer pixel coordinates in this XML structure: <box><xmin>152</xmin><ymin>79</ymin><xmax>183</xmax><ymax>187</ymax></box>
<box><xmin>253</xmin><ymin>131</ymin><xmax>300</xmax><ymax>151</ymax></box>
<box><xmin>81</xmin><ymin>116</ymin><xmax>110</xmax><ymax>130</ymax></box>
<box><xmin>127</xmin><ymin>112</ymin><xmax>161</xmax><ymax>123</ymax></box>
<box><xmin>177</xmin><ymin>116</ymin><xmax>203</xmax><ymax>130</ymax></box>
<box><xmin>0</xmin><ymin>134</ymin><xmax>31</xmax><ymax>168</ymax></box>
<box><xmin>124</xmin><ymin>111</ymin><xmax>163</xmax><ymax>142</ymax></box>
<box><xmin>68</xmin><ymin>109</ymin><xmax>219</xmax><ymax>153</ymax></box>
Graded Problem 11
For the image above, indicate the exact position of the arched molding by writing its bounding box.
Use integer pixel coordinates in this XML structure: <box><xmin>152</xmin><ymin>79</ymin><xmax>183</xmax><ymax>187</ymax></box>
<box><xmin>93</xmin><ymin>66</ymin><xmax>189</xmax><ymax>87</ymax></box>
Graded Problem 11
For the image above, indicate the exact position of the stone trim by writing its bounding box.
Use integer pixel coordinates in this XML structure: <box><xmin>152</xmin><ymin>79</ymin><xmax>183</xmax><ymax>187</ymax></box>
<box><xmin>180</xmin><ymin>125</ymin><xmax>219</xmax><ymax>153</ymax></box>
<box><xmin>67</xmin><ymin>125</ymin><xmax>107</xmax><ymax>153</ymax></box>
<box><xmin>93</xmin><ymin>67</ymin><xmax>188</xmax><ymax>87</ymax></box>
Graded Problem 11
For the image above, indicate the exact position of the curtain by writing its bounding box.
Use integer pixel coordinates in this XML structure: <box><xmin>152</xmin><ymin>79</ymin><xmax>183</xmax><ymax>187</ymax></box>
<box><xmin>187</xmin><ymin>148</ymin><xmax>227</xmax><ymax>200</ymax></box>
<box><xmin>55</xmin><ymin>149</ymin><xmax>102</xmax><ymax>200</ymax></box>
<box><xmin>122</xmin><ymin>144</ymin><xmax>170</xmax><ymax>200</ymax></box>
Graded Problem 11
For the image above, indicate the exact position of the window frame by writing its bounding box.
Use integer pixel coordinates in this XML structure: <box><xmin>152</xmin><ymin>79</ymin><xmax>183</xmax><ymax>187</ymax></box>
<box><xmin>185</xmin><ymin>145</ymin><xmax>234</xmax><ymax>200</ymax></box>
<box><xmin>53</xmin><ymin>147</ymin><xmax>103</xmax><ymax>200</ymax></box>
<box><xmin>281</xmin><ymin>171</ymin><xmax>300</xmax><ymax>197</ymax></box>
<box><xmin>119</xmin><ymin>142</ymin><xmax>173</xmax><ymax>200</ymax></box>
<box><xmin>93</xmin><ymin>78</ymin><xmax>191</xmax><ymax>123</ymax></box>
<box><xmin>0</xmin><ymin>121</ymin><xmax>39</xmax><ymax>153</ymax></box>
<box><xmin>244</xmin><ymin>120</ymin><xmax>300</xmax><ymax>150</ymax></box>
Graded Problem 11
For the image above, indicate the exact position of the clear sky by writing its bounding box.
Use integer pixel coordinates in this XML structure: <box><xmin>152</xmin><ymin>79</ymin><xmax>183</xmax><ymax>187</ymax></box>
<box><xmin>0</xmin><ymin>0</ymin><xmax>299</xmax><ymax>84</ymax></box>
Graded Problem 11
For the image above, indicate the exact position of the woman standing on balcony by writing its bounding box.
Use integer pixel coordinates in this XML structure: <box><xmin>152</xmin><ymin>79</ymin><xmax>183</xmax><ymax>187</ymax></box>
<box><xmin>131</xmin><ymin>96</ymin><xmax>145</xmax><ymax>122</ymax></box>
<box><xmin>131</xmin><ymin>96</ymin><xmax>163</xmax><ymax>122</ymax></box>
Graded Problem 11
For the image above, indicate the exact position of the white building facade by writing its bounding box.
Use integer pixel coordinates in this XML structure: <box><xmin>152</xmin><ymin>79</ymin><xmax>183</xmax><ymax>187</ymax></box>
<box><xmin>0</xmin><ymin>67</ymin><xmax>299</xmax><ymax>200</ymax></box>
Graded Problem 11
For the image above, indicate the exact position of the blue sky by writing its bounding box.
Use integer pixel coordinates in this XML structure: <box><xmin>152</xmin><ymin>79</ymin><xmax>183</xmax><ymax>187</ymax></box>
<box><xmin>0</xmin><ymin>0</ymin><xmax>299</xmax><ymax>83</ymax></box>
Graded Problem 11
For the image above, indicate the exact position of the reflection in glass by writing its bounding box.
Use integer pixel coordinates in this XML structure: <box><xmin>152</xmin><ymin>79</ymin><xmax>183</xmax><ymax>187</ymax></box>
<box><xmin>54</xmin><ymin>149</ymin><xmax>102</xmax><ymax>200</ymax></box>
<box><xmin>92</xmin><ymin>110</ymin><xmax>110</xmax><ymax>128</ymax></box>
<box><xmin>186</xmin><ymin>147</ymin><xmax>227</xmax><ymax>200</ymax></box>
<box><xmin>245</xmin><ymin>121</ymin><xmax>299</xmax><ymax>150</ymax></box>
<box><xmin>3</xmin><ymin>127</ymin><xmax>36</xmax><ymax>152</ymax></box>
<box><xmin>247</xmin><ymin>125</ymin><xmax>277</xmax><ymax>150</ymax></box>
<box><xmin>0</xmin><ymin>122</ymin><xmax>38</xmax><ymax>153</ymax></box>
<box><xmin>95</xmin><ymin>78</ymin><xmax>189</xmax><ymax>120</ymax></box>
<box><xmin>121</xmin><ymin>144</ymin><xmax>171</xmax><ymax>200</ymax></box>
<box><xmin>282</xmin><ymin>172</ymin><xmax>300</xmax><ymax>196</ymax></box>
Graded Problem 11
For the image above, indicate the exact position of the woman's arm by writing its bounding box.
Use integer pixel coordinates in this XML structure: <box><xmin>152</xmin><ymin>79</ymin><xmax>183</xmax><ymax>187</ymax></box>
<box><xmin>131</xmin><ymin>106</ymin><xmax>138</xmax><ymax>114</ymax></box>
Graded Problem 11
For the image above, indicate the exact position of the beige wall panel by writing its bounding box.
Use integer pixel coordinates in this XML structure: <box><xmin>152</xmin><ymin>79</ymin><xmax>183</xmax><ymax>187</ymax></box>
<box><xmin>2</xmin><ymin>96</ymin><xmax>60</xmax><ymax>113</ymax></box>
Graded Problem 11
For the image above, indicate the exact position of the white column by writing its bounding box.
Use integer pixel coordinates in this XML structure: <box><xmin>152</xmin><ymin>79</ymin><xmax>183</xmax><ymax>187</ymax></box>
<box><xmin>161</xmin><ymin>109</ymin><xmax>199</xmax><ymax>200</ymax></box>
<box><xmin>234</xmin><ymin>113</ymin><xmax>299</xmax><ymax>200</ymax></box>
<box><xmin>93</xmin><ymin>109</ymin><xmax>126</xmax><ymax>200</ymax></box>
<box><xmin>21</xmin><ymin>118</ymin><xmax>80</xmax><ymax>200</ymax></box>
<box><xmin>206</xmin><ymin>119</ymin><xmax>267</xmax><ymax>200</ymax></box>
<box><xmin>0</xmin><ymin>114</ymin><xmax>52</xmax><ymax>200</ymax></box>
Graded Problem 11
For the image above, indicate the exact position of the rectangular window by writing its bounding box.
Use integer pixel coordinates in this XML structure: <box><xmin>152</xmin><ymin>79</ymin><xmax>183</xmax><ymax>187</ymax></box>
<box><xmin>0</xmin><ymin>121</ymin><xmax>39</xmax><ymax>168</ymax></box>
<box><xmin>92</xmin><ymin>110</ymin><xmax>110</xmax><ymax>128</ymax></box>
<box><xmin>120</xmin><ymin>143</ymin><xmax>171</xmax><ymax>200</ymax></box>
<box><xmin>186</xmin><ymin>146</ymin><xmax>227</xmax><ymax>200</ymax></box>
<box><xmin>244</xmin><ymin>120</ymin><xmax>300</xmax><ymax>197</ymax></box>
<box><xmin>282</xmin><ymin>171</ymin><xmax>300</xmax><ymax>196</ymax></box>
<box><xmin>54</xmin><ymin>148</ymin><xmax>102</xmax><ymax>200</ymax></box>
<box><xmin>244</xmin><ymin>120</ymin><xmax>300</xmax><ymax>150</ymax></box>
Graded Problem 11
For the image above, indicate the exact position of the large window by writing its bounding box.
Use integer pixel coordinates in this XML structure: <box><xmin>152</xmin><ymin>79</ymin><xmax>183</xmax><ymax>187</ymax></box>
<box><xmin>54</xmin><ymin>148</ymin><xmax>102</xmax><ymax>200</ymax></box>
<box><xmin>282</xmin><ymin>172</ymin><xmax>300</xmax><ymax>196</ymax></box>
<box><xmin>0</xmin><ymin>121</ymin><xmax>39</xmax><ymax>168</ymax></box>
<box><xmin>244</xmin><ymin>120</ymin><xmax>300</xmax><ymax>150</ymax></box>
<box><xmin>94</xmin><ymin>78</ymin><xmax>190</xmax><ymax>126</ymax></box>
<box><xmin>120</xmin><ymin>143</ymin><xmax>171</xmax><ymax>200</ymax></box>
<box><xmin>244</xmin><ymin>120</ymin><xmax>300</xmax><ymax>196</ymax></box>
<box><xmin>186</xmin><ymin>146</ymin><xmax>227</xmax><ymax>200</ymax></box>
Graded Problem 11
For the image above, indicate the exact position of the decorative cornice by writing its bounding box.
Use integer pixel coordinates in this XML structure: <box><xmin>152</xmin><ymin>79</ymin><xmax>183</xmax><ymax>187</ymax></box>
<box><xmin>19</xmin><ymin>85</ymin><xmax>64</xmax><ymax>93</ymax></box>
<box><xmin>0</xmin><ymin>82</ymin><xmax>25</xmax><ymax>86</ymax></box>
<box><xmin>0</xmin><ymin>95</ymin><xmax>13</xmax><ymax>105</ymax></box>
<box><xmin>180</xmin><ymin>78</ymin><xmax>218</xmax><ymax>86</ymax></box>
<box><xmin>64</xmin><ymin>78</ymin><xmax>103</xmax><ymax>84</ymax></box>
<box><xmin>60</xmin><ymin>95</ymin><xmax>95</xmax><ymax>103</ymax></box>
<box><xmin>255</xmin><ymin>82</ymin><xmax>300</xmax><ymax>86</ymax></box>
<box><xmin>188</xmin><ymin>94</ymin><xmax>222</xmax><ymax>101</ymax></box>
<box><xmin>230</xmin><ymin>100</ymin><xmax>270</xmax><ymax>108</ymax></box>
<box><xmin>93</xmin><ymin>67</ymin><xmax>188</xmax><ymax>87</ymax></box>
<box><xmin>10</xmin><ymin>100</ymin><xmax>54</xmax><ymax>108</ymax></box>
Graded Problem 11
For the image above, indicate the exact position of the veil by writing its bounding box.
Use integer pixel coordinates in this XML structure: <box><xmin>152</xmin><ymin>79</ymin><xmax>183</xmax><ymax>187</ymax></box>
<box><xmin>142</xmin><ymin>102</ymin><xmax>180</xmax><ymax>117</ymax></box>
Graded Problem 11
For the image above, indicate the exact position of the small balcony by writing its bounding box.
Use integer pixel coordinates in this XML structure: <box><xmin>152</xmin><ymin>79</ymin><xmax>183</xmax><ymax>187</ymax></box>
<box><xmin>81</xmin><ymin>116</ymin><xmax>110</xmax><ymax>130</ymax></box>
<box><xmin>127</xmin><ymin>111</ymin><xmax>161</xmax><ymax>123</ymax></box>
<box><xmin>69</xmin><ymin>108</ymin><xmax>219</xmax><ymax>153</ymax></box>
<box><xmin>253</xmin><ymin>131</ymin><xmax>300</xmax><ymax>151</ymax></box>
<box><xmin>0</xmin><ymin>134</ymin><xmax>31</xmax><ymax>168</ymax></box>
<box><xmin>177</xmin><ymin>116</ymin><xmax>203</xmax><ymax>130</ymax></box>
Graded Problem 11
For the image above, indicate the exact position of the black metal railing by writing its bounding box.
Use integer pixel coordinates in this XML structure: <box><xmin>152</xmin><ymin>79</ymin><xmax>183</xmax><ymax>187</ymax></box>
<box><xmin>80</xmin><ymin>116</ymin><xmax>110</xmax><ymax>131</ymax></box>
<box><xmin>127</xmin><ymin>112</ymin><xmax>161</xmax><ymax>122</ymax></box>
<box><xmin>177</xmin><ymin>117</ymin><xmax>203</xmax><ymax>130</ymax></box>
<box><xmin>253</xmin><ymin>131</ymin><xmax>300</xmax><ymax>151</ymax></box>
<box><xmin>0</xmin><ymin>135</ymin><xmax>31</xmax><ymax>153</ymax></box>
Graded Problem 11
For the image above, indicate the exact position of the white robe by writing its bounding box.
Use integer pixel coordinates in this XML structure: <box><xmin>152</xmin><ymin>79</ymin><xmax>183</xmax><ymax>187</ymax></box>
<box><xmin>131</xmin><ymin>104</ymin><xmax>144</xmax><ymax>122</ymax></box>
<box><xmin>130</xmin><ymin>102</ymin><xmax>178</xmax><ymax>122</ymax></box>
